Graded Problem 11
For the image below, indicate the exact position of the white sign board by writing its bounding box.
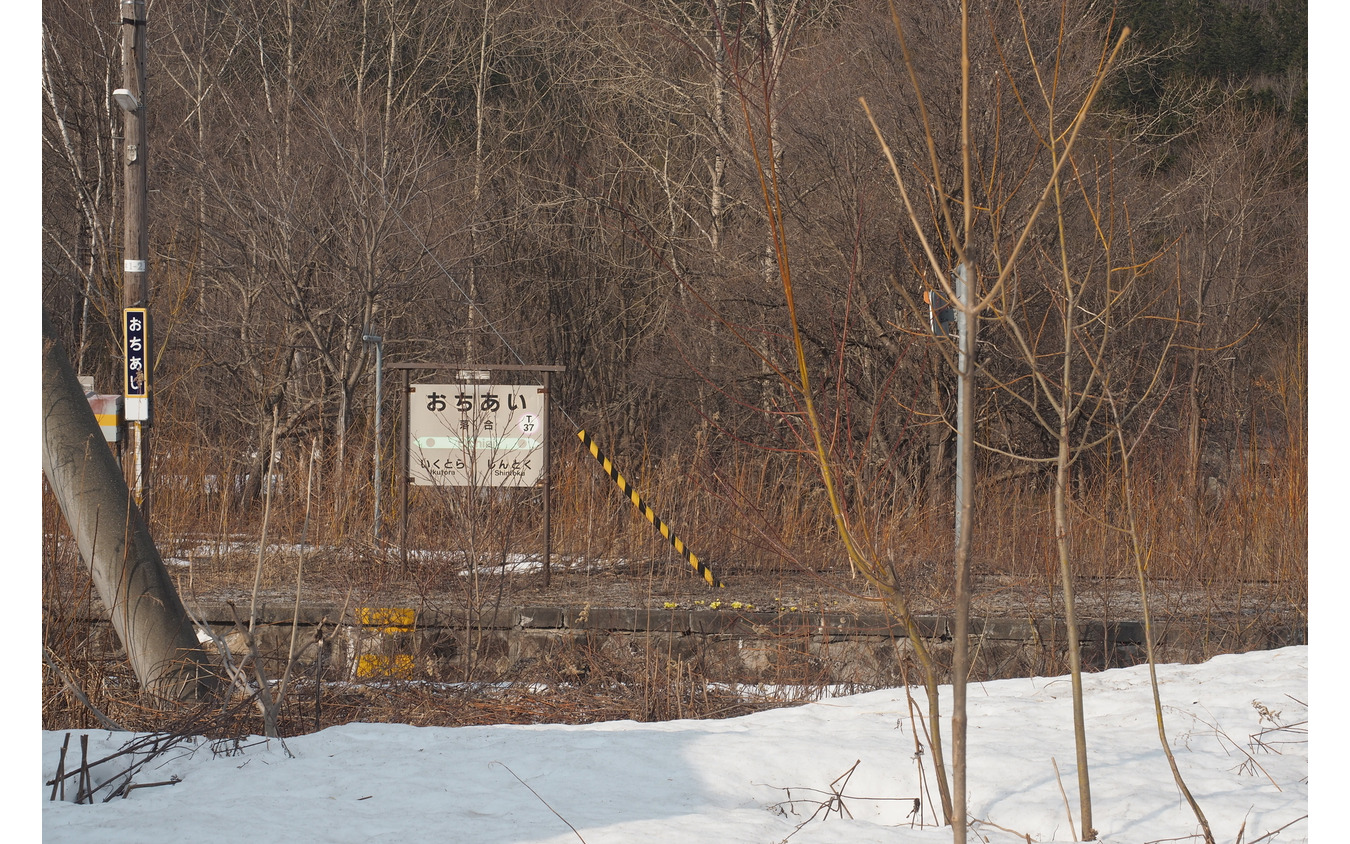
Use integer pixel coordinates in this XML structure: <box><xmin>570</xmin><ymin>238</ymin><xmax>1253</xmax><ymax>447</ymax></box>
<box><xmin>408</xmin><ymin>383</ymin><xmax>546</xmax><ymax>487</ymax></box>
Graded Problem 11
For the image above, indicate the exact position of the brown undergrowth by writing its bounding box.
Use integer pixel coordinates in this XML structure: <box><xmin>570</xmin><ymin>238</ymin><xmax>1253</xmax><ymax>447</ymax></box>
<box><xmin>42</xmin><ymin>426</ymin><xmax>1304</xmax><ymax>735</ymax></box>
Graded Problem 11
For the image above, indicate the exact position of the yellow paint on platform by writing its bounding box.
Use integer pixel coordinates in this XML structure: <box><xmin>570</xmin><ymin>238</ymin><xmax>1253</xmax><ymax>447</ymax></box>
<box><xmin>355</xmin><ymin>607</ymin><xmax>416</xmax><ymax>679</ymax></box>
<box><xmin>356</xmin><ymin>653</ymin><xmax>415</xmax><ymax>679</ymax></box>
<box><xmin>358</xmin><ymin>607</ymin><xmax>416</xmax><ymax>632</ymax></box>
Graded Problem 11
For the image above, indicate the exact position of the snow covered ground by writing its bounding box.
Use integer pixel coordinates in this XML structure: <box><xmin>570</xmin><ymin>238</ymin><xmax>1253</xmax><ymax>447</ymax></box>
<box><xmin>41</xmin><ymin>646</ymin><xmax>1308</xmax><ymax>843</ymax></box>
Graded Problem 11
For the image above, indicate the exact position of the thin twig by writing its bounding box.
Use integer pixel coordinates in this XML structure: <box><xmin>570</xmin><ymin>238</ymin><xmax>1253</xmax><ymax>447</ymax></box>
<box><xmin>1245</xmin><ymin>815</ymin><xmax>1307</xmax><ymax>844</ymax></box>
<box><xmin>1106</xmin><ymin>386</ymin><xmax>1217</xmax><ymax>844</ymax></box>
<box><xmin>971</xmin><ymin>816</ymin><xmax>1039</xmax><ymax>840</ymax></box>
<box><xmin>76</xmin><ymin>734</ymin><xmax>91</xmax><ymax>804</ymax></box>
<box><xmin>50</xmin><ymin>733</ymin><xmax>70</xmax><ymax>801</ymax></box>
<box><xmin>275</xmin><ymin>437</ymin><xmax>319</xmax><ymax>708</ymax></box>
<box><xmin>491</xmin><ymin>761</ymin><xmax>587</xmax><ymax>843</ymax></box>
<box><xmin>249</xmin><ymin>401</ymin><xmax>281</xmax><ymax>634</ymax></box>
<box><xmin>119</xmin><ymin>777</ymin><xmax>181</xmax><ymax>798</ymax></box>
<box><xmin>1052</xmin><ymin>756</ymin><xmax>1078</xmax><ymax>841</ymax></box>
<box><xmin>902</xmin><ymin>677</ymin><xmax>938</xmax><ymax>828</ymax></box>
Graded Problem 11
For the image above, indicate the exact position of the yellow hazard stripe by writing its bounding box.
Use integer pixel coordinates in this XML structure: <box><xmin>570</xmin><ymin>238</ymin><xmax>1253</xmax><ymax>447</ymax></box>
<box><xmin>577</xmin><ymin>430</ymin><xmax>723</xmax><ymax>588</ymax></box>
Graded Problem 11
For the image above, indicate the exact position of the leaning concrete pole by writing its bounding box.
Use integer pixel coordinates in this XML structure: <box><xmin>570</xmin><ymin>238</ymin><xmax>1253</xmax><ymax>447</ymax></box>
<box><xmin>42</xmin><ymin>313</ymin><xmax>217</xmax><ymax>702</ymax></box>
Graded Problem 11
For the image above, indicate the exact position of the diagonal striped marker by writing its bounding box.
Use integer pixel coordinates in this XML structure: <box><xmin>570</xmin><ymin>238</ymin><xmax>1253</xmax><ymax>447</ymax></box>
<box><xmin>578</xmin><ymin>430</ymin><xmax>723</xmax><ymax>588</ymax></box>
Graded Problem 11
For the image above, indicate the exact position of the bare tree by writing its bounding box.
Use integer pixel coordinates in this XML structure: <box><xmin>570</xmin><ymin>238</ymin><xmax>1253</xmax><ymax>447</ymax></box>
<box><xmin>862</xmin><ymin>2</ymin><xmax>1131</xmax><ymax>838</ymax></box>
<box><xmin>41</xmin><ymin>0</ymin><xmax>123</xmax><ymax>376</ymax></box>
<box><xmin>1163</xmin><ymin>105</ymin><xmax>1305</xmax><ymax>518</ymax></box>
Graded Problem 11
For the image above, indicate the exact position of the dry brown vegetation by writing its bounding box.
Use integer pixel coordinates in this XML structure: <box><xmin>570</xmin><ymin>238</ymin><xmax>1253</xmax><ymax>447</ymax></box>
<box><xmin>42</xmin><ymin>412</ymin><xmax>1305</xmax><ymax>735</ymax></box>
<box><xmin>42</xmin><ymin>0</ymin><xmax>1304</xmax><ymax>747</ymax></box>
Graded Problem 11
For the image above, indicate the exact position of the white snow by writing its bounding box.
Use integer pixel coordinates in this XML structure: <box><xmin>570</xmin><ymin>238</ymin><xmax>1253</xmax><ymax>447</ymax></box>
<box><xmin>41</xmin><ymin>646</ymin><xmax>1308</xmax><ymax>843</ymax></box>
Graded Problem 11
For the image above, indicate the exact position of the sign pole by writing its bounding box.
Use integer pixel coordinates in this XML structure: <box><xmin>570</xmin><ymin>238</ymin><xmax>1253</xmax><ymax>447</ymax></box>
<box><xmin>118</xmin><ymin>0</ymin><xmax>151</xmax><ymax>519</ymax></box>
<box><xmin>542</xmin><ymin>370</ymin><xmax>552</xmax><ymax>586</ymax></box>
<box><xmin>399</xmin><ymin>366</ymin><xmax>410</xmax><ymax>570</ymax></box>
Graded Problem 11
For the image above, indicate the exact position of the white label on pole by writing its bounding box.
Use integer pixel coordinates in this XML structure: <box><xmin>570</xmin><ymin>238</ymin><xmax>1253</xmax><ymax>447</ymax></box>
<box><xmin>125</xmin><ymin>396</ymin><xmax>149</xmax><ymax>422</ymax></box>
<box><xmin>124</xmin><ymin>259</ymin><xmax>146</xmax><ymax>273</ymax></box>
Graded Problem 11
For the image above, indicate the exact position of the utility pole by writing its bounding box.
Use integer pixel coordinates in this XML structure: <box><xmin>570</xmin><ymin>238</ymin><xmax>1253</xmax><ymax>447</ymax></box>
<box><xmin>116</xmin><ymin>0</ymin><xmax>151</xmax><ymax>519</ymax></box>
<box><xmin>362</xmin><ymin>331</ymin><xmax>384</xmax><ymax>545</ymax></box>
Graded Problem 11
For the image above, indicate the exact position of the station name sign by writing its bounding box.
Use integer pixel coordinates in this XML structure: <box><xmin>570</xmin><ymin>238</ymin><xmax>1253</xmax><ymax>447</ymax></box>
<box><xmin>123</xmin><ymin>307</ymin><xmax>150</xmax><ymax>421</ymax></box>
<box><xmin>408</xmin><ymin>383</ymin><xmax>545</xmax><ymax>487</ymax></box>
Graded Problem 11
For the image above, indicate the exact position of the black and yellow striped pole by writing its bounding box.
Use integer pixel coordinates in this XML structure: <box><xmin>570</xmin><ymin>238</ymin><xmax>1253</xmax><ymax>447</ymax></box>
<box><xmin>578</xmin><ymin>430</ymin><xmax>723</xmax><ymax>588</ymax></box>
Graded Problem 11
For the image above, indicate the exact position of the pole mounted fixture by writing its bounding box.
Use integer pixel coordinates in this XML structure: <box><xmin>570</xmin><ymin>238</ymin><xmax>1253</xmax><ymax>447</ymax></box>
<box><xmin>111</xmin><ymin>89</ymin><xmax>139</xmax><ymax>113</ymax></box>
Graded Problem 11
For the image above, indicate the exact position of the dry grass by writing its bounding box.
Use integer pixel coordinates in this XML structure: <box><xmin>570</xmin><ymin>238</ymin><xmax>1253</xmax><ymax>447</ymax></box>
<box><xmin>42</xmin><ymin>416</ymin><xmax>1305</xmax><ymax>734</ymax></box>
<box><xmin>119</xmin><ymin>406</ymin><xmax>1308</xmax><ymax>597</ymax></box>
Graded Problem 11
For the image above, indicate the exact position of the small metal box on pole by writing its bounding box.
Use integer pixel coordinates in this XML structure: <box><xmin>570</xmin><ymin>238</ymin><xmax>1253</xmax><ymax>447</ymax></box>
<box><xmin>924</xmin><ymin>288</ymin><xmax>958</xmax><ymax>338</ymax></box>
<box><xmin>90</xmin><ymin>396</ymin><xmax>125</xmax><ymax>443</ymax></box>
<box><xmin>78</xmin><ymin>376</ymin><xmax>124</xmax><ymax>444</ymax></box>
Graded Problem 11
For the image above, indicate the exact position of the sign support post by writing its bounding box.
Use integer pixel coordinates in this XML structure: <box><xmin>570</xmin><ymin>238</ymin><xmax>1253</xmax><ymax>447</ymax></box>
<box><xmin>399</xmin><ymin>366</ymin><xmax>410</xmax><ymax>569</ymax></box>
<box><xmin>542</xmin><ymin>369</ymin><xmax>552</xmax><ymax>586</ymax></box>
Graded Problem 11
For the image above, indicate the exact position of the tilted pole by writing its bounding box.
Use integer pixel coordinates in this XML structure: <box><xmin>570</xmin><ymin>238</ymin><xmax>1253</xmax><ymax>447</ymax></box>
<box><xmin>43</xmin><ymin>313</ymin><xmax>217</xmax><ymax>701</ymax></box>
